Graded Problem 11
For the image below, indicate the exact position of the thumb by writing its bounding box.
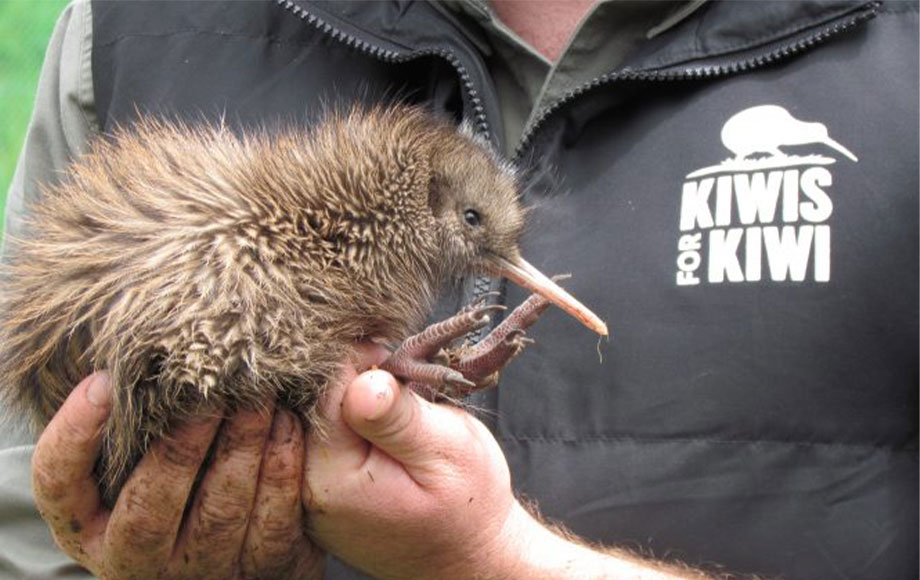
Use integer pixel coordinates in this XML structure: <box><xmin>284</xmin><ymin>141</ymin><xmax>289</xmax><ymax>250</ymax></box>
<box><xmin>34</xmin><ymin>371</ymin><xmax>113</xmax><ymax>477</ymax></box>
<box><xmin>32</xmin><ymin>372</ymin><xmax>113</xmax><ymax>553</ymax></box>
<box><xmin>342</xmin><ymin>370</ymin><xmax>442</xmax><ymax>474</ymax></box>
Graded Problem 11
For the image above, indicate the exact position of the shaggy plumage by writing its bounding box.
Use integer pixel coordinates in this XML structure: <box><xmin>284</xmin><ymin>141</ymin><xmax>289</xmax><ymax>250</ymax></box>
<box><xmin>0</xmin><ymin>106</ymin><xmax>528</xmax><ymax>504</ymax></box>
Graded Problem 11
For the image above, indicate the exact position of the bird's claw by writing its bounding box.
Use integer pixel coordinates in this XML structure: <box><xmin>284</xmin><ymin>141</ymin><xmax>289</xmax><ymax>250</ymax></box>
<box><xmin>444</xmin><ymin>371</ymin><xmax>477</xmax><ymax>392</ymax></box>
<box><xmin>432</xmin><ymin>348</ymin><xmax>452</xmax><ymax>367</ymax></box>
<box><xmin>455</xmin><ymin>293</ymin><xmax>497</xmax><ymax>318</ymax></box>
<box><xmin>504</xmin><ymin>329</ymin><xmax>535</xmax><ymax>351</ymax></box>
<box><xmin>471</xmin><ymin>303</ymin><xmax>506</xmax><ymax>323</ymax></box>
<box><xmin>504</xmin><ymin>328</ymin><xmax>526</xmax><ymax>341</ymax></box>
<box><xmin>382</xmin><ymin>291</ymin><xmax>552</xmax><ymax>401</ymax></box>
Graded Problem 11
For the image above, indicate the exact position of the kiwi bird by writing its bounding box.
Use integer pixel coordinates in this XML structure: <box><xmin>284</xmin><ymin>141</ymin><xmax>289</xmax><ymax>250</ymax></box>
<box><xmin>0</xmin><ymin>105</ymin><xmax>606</xmax><ymax>505</ymax></box>
<box><xmin>721</xmin><ymin>104</ymin><xmax>859</xmax><ymax>162</ymax></box>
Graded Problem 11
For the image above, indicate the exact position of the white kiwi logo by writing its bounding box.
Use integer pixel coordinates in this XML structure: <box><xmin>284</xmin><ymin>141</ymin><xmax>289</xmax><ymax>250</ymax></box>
<box><xmin>675</xmin><ymin>105</ymin><xmax>859</xmax><ymax>286</ymax></box>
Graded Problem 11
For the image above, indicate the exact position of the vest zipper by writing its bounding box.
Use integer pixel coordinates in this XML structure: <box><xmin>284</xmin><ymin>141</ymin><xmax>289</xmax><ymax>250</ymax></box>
<box><xmin>276</xmin><ymin>0</ymin><xmax>492</xmax><ymax>139</ymax></box>
<box><xmin>276</xmin><ymin>0</ymin><xmax>498</xmax><ymax>337</ymax></box>
<box><xmin>513</xmin><ymin>1</ymin><xmax>880</xmax><ymax>161</ymax></box>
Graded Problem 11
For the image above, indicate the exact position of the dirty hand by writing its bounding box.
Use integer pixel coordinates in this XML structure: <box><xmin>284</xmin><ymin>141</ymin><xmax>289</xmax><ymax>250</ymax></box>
<box><xmin>31</xmin><ymin>372</ymin><xmax>323</xmax><ymax>579</ymax></box>
<box><xmin>306</xmin><ymin>343</ymin><xmax>527</xmax><ymax>579</ymax></box>
<box><xmin>310</xmin><ymin>345</ymin><xmax>715</xmax><ymax>580</ymax></box>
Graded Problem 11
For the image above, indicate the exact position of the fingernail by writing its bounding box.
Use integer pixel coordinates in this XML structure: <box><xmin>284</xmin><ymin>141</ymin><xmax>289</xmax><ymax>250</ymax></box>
<box><xmin>364</xmin><ymin>370</ymin><xmax>395</xmax><ymax>421</ymax></box>
<box><xmin>271</xmin><ymin>410</ymin><xmax>294</xmax><ymax>442</ymax></box>
<box><xmin>86</xmin><ymin>371</ymin><xmax>112</xmax><ymax>408</ymax></box>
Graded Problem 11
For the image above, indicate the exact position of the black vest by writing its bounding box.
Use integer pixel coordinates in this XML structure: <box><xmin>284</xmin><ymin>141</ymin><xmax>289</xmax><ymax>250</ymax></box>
<box><xmin>92</xmin><ymin>1</ymin><xmax>919</xmax><ymax>577</ymax></box>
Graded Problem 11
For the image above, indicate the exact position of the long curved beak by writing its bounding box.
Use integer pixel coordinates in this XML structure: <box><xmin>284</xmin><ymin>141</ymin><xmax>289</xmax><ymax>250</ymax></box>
<box><xmin>487</xmin><ymin>253</ymin><xmax>608</xmax><ymax>336</ymax></box>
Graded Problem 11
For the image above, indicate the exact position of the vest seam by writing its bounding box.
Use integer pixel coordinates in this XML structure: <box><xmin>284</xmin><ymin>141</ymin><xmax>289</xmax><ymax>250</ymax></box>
<box><xmin>634</xmin><ymin>2</ymin><xmax>874</xmax><ymax>71</ymax></box>
<box><xmin>94</xmin><ymin>28</ymin><xmax>333</xmax><ymax>51</ymax></box>
<box><xmin>496</xmin><ymin>434</ymin><xmax>914</xmax><ymax>452</ymax></box>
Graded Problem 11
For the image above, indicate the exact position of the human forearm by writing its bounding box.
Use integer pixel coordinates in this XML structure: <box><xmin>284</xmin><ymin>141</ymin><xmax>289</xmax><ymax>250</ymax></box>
<box><xmin>489</xmin><ymin>501</ymin><xmax>714</xmax><ymax>580</ymax></box>
<box><xmin>311</xmin><ymin>366</ymin><xmax>721</xmax><ymax>580</ymax></box>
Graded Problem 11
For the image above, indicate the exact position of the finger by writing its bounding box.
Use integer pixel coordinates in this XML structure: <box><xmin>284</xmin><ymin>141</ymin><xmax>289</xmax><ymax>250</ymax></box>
<box><xmin>340</xmin><ymin>370</ymin><xmax>416</xmax><ymax>465</ymax></box>
<box><xmin>31</xmin><ymin>372</ymin><xmax>113</xmax><ymax>563</ymax></box>
<box><xmin>104</xmin><ymin>415</ymin><xmax>220</xmax><ymax>576</ymax></box>
<box><xmin>241</xmin><ymin>410</ymin><xmax>323</xmax><ymax>578</ymax></box>
<box><xmin>342</xmin><ymin>369</ymin><xmax>476</xmax><ymax>485</ymax></box>
<box><xmin>170</xmin><ymin>407</ymin><xmax>274</xmax><ymax>578</ymax></box>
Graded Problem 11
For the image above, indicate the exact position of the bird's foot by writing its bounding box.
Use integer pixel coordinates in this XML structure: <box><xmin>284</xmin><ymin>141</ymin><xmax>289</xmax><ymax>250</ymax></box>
<box><xmin>436</xmin><ymin>293</ymin><xmax>549</xmax><ymax>397</ymax></box>
<box><xmin>379</xmin><ymin>300</ymin><xmax>500</xmax><ymax>395</ymax></box>
<box><xmin>381</xmin><ymin>292</ymin><xmax>550</xmax><ymax>401</ymax></box>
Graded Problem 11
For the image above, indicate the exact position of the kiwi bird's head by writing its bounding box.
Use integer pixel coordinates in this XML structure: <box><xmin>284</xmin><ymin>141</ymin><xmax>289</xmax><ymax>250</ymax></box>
<box><xmin>303</xmin><ymin>105</ymin><xmax>606</xmax><ymax>336</ymax></box>
<box><xmin>425</xmin><ymin>118</ymin><xmax>608</xmax><ymax>337</ymax></box>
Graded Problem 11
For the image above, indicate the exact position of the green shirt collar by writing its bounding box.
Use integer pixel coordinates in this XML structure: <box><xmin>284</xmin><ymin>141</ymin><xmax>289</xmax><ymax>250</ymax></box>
<box><xmin>434</xmin><ymin>0</ymin><xmax>707</xmax><ymax>154</ymax></box>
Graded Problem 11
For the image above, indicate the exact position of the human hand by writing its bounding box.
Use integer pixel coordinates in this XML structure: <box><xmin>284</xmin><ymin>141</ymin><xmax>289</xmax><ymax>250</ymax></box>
<box><xmin>31</xmin><ymin>372</ymin><xmax>324</xmax><ymax>580</ymax></box>
<box><xmin>307</xmin><ymin>345</ymin><xmax>714</xmax><ymax>580</ymax></box>
<box><xmin>305</xmin><ymin>343</ymin><xmax>523</xmax><ymax>579</ymax></box>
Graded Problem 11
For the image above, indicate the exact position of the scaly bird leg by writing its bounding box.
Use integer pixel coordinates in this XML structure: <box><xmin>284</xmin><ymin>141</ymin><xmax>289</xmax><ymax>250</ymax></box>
<box><xmin>381</xmin><ymin>291</ymin><xmax>553</xmax><ymax>401</ymax></box>
<box><xmin>433</xmin><ymin>276</ymin><xmax>568</xmax><ymax>398</ymax></box>
<box><xmin>380</xmin><ymin>296</ymin><xmax>506</xmax><ymax>397</ymax></box>
<box><xmin>445</xmin><ymin>292</ymin><xmax>551</xmax><ymax>392</ymax></box>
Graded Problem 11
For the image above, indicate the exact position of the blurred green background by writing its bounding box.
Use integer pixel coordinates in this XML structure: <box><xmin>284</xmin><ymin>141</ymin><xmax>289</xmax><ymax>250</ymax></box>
<box><xmin>1</xmin><ymin>0</ymin><xmax>68</xmax><ymax>230</ymax></box>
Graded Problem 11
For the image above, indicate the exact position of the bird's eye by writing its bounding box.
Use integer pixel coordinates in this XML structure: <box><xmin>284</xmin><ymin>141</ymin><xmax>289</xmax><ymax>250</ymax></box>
<box><xmin>463</xmin><ymin>209</ymin><xmax>481</xmax><ymax>227</ymax></box>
